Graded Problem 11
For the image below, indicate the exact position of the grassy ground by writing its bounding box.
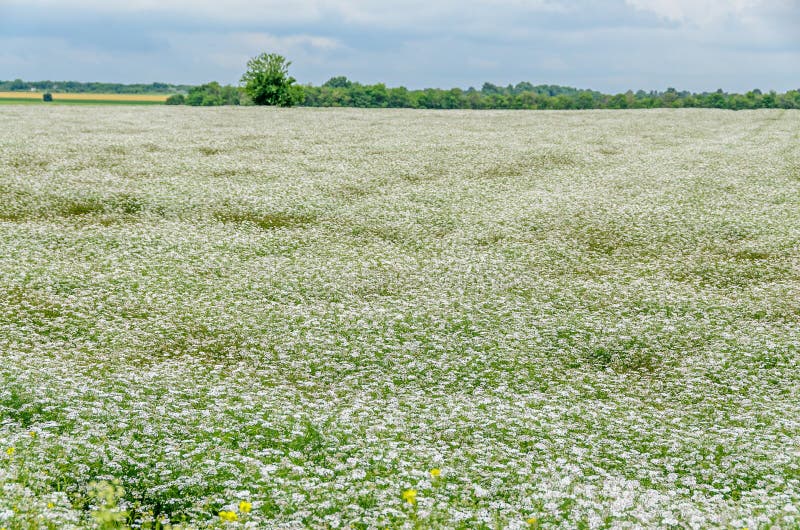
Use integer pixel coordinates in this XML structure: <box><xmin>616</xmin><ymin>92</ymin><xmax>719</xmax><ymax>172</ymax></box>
<box><xmin>0</xmin><ymin>106</ymin><xmax>799</xmax><ymax>529</ymax></box>
<box><xmin>0</xmin><ymin>99</ymin><xmax>166</xmax><ymax>105</ymax></box>
<box><xmin>0</xmin><ymin>92</ymin><xmax>168</xmax><ymax>105</ymax></box>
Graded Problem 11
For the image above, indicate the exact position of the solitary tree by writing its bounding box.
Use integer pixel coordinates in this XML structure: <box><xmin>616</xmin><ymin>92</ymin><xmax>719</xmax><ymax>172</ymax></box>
<box><xmin>42</xmin><ymin>93</ymin><xmax>53</xmax><ymax>102</ymax></box>
<box><xmin>240</xmin><ymin>53</ymin><xmax>304</xmax><ymax>107</ymax></box>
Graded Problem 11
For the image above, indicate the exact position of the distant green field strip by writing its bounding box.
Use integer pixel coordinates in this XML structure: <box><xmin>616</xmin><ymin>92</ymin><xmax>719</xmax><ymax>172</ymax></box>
<box><xmin>0</xmin><ymin>98</ymin><xmax>164</xmax><ymax>105</ymax></box>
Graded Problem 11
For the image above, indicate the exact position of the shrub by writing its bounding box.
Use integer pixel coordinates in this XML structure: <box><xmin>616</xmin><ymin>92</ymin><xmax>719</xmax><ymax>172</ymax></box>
<box><xmin>42</xmin><ymin>92</ymin><xmax>53</xmax><ymax>102</ymax></box>
<box><xmin>165</xmin><ymin>94</ymin><xmax>185</xmax><ymax>105</ymax></box>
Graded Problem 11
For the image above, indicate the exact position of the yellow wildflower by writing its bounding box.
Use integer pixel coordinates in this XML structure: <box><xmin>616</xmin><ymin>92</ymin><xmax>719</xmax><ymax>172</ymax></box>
<box><xmin>29</xmin><ymin>431</ymin><xmax>36</xmax><ymax>438</ymax></box>
<box><xmin>526</xmin><ymin>517</ymin><xmax>538</xmax><ymax>526</ymax></box>
<box><xmin>430</xmin><ymin>468</ymin><xmax>441</xmax><ymax>478</ymax></box>
<box><xmin>219</xmin><ymin>510</ymin><xmax>238</xmax><ymax>522</ymax></box>
<box><xmin>402</xmin><ymin>489</ymin><xmax>417</xmax><ymax>505</ymax></box>
<box><xmin>47</xmin><ymin>502</ymin><xmax>54</xmax><ymax>509</ymax></box>
<box><xmin>5</xmin><ymin>447</ymin><xmax>14</xmax><ymax>456</ymax></box>
<box><xmin>238</xmin><ymin>500</ymin><xmax>252</xmax><ymax>513</ymax></box>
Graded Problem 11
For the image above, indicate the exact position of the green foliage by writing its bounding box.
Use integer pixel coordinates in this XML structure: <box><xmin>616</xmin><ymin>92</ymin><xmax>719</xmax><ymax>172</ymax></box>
<box><xmin>322</xmin><ymin>76</ymin><xmax>353</xmax><ymax>89</ymax></box>
<box><xmin>185</xmin><ymin>82</ymin><xmax>240</xmax><ymax>106</ymax></box>
<box><xmin>42</xmin><ymin>92</ymin><xmax>53</xmax><ymax>102</ymax></box>
<box><xmin>89</xmin><ymin>480</ymin><xmax>128</xmax><ymax>528</ymax></box>
<box><xmin>240</xmin><ymin>53</ymin><xmax>304</xmax><ymax>107</ymax></box>
<box><xmin>165</xmin><ymin>94</ymin><xmax>185</xmax><ymax>105</ymax></box>
<box><xmin>301</xmin><ymin>82</ymin><xmax>800</xmax><ymax>110</ymax></box>
<box><xmin>0</xmin><ymin>79</ymin><xmax>191</xmax><ymax>94</ymax></box>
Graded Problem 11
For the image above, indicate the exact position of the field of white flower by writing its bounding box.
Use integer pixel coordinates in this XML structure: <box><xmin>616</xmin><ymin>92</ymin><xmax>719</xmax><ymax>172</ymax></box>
<box><xmin>0</xmin><ymin>106</ymin><xmax>799</xmax><ymax>529</ymax></box>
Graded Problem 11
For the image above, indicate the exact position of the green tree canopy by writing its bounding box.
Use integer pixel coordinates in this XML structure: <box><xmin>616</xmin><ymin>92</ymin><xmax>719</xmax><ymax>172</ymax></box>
<box><xmin>323</xmin><ymin>76</ymin><xmax>352</xmax><ymax>89</ymax></box>
<box><xmin>185</xmin><ymin>82</ymin><xmax>240</xmax><ymax>106</ymax></box>
<box><xmin>240</xmin><ymin>53</ymin><xmax>304</xmax><ymax>107</ymax></box>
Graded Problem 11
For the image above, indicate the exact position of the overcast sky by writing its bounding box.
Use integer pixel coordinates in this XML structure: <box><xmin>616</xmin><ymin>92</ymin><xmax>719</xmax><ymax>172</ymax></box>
<box><xmin>1</xmin><ymin>0</ymin><xmax>798</xmax><ymax>92</ymax></box>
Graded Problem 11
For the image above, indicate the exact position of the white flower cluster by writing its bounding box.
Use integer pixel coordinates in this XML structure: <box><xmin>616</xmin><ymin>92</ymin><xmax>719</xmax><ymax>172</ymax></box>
<box><xmin>0</xmin><ymin>106</ymin><xmax>799</xmax><ymax>528</ymax></box>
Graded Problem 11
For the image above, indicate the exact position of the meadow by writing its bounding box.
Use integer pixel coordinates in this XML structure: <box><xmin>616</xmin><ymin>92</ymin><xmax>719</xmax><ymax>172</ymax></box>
<box><xmin>0</xmin><ymin>93</ymin><xmax>168</xmax><ymax>105</ymax></box>
<box><xmin>0</xmin><ymin>106</ymin><xmax>798</xmax><ymax>529</ymax></box>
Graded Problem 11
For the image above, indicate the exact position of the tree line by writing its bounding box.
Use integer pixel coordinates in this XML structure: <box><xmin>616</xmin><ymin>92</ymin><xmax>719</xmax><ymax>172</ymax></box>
<box><xmin>168</xmin><ymin>80</ymin><xmax>800</xmax><ymax>110</ymax></box>
<box><xmin>302</xmin><ymin>81</ymin><xmax>800</xmax><ymax>110</ymax></box>
<box><xmin>1</xmin><ymin>78</ymin><xmax>193</xmax><ymax>94</ymax></box>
